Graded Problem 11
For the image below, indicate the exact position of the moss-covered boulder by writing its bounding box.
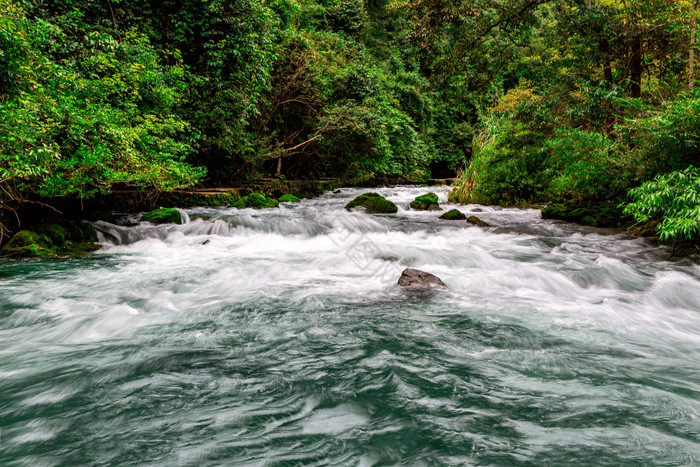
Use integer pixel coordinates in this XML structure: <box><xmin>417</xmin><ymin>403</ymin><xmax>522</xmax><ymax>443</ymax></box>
<box><xmin>142</xmin><ymin>208</ymin><xmax>182</xmax><ymax>224</ymax></box>
<box><xmin>231</xmin><ymin>192</ymin><xmax>279</xmax><ymax>209</ymax></box>
<box><xmin>410</xmin><ymin>192</ymin><xmax>441</xmax><ymax>211</ymax></box>
<box><xmin>541</xmin><ymin>200</ymin><xmax>631</xmax><ymax>228</ymax></box>
<box><xmin>1</xmin><ymin>230</ymin><xmax>55</xmax><ymax>258</ymax></box>
<box><xmin>35</xmin><ymin>224</ymin><xmax>71</xmax><ymax>246</ymax></box>
<box><xmin>63</xmin><ymin>222</ymin><xmax>98</xmax><ymax>244</ymax></box>
<box><xmin>345</xmin><ymin>192</ymin><xmax>398</xmax><ymax>213</ymax></box>
<box><xmin>278</xmin><ymin>194</ymin><xmax>301</xmax><ymax>203</ymax></box>
<box><xmin>439</xmin><ymin>209</ymin><xmax>466</xmax><ymax>220</ymax></box>
<box><xmin>1</xmin><ymin>221</ymin><xmax>99</xmax><ymax>258</ymax></box>
<box><xmin>467</xmin><ymin>216</ymin><xmax>491</xmax><ymax>227</ymax></box>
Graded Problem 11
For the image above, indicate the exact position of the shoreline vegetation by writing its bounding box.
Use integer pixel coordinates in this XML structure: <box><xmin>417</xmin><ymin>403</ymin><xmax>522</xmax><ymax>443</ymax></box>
<box><xmin>2</xmin><ymin>0</ymin><xmax>698</xmax><ymax>254</ymax></box>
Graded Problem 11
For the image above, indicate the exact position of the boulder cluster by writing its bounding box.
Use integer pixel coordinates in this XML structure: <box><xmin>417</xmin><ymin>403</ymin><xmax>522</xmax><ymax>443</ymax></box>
<box><xmin>345</xmin><ymin>191</ymin><xmax>491</xmax><ymax>228</ymax></box>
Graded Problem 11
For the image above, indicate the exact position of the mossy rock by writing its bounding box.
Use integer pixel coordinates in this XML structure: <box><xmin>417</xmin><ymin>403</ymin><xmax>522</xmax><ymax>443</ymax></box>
<box><xmin>1</xmin><ymin>230</ymin><xmax>55</xmax><ymax>258</ymax></box>
<box><xmin>541</xmin><ymin>199</ymin><xmax>631</xmax><ymax>228</ymax></box>
<box><xmin>278</xmin><ymin>194</ymin><xmax>301</xmax><ymax>203</ymax></box>
<box><xmin>439</xmin><ymin>209</ymin><xmax>466</xmax><ymax>220</ymax></box>
<box><xmin>231</xmin><ymin>192</ymin><xmax>279</xmax><ymax>209</ymax></box>
<box><xmin>467</xmin><ymin>216</ymin><xmax>491</xmax><ymax>227</ymax></box>
<box><xmin>1</xmin><ymin>221</ymin><xmax>99</xmax><ymax>258</ymax></box>
<box><xmin>65</xmin><ymin>222</ymin><xmax>98</xmax><ymax>244</ymax></box>
<box><xmin>142</xmin><ymin>208</ymin><xmax>182</xmax><ymax>224</ymax></box>
<box><xmin>35</xmin><ymin>224</ymin><xmax>71</xmax><ymax>246</ymax></box>
<box><xmin>345</xmin><ymin>192</ymin><xmax>398</xmax><ymax>213</ymax></box>
<box><xmin>410</xmin><ymin>192</ymin><xmax>441</xmax><ymax>211</ymax></box>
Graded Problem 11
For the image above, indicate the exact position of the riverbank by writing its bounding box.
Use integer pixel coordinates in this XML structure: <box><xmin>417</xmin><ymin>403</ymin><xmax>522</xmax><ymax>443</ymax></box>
<box><xmin>3</xmin><ymin>177</ymin><xmax>695</xmax><ymax>259</ymax></box>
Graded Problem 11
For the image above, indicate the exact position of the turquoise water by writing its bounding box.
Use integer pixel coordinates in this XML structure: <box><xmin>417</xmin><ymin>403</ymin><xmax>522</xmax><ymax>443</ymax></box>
<box><xmin>1</xmin><ymin>186</ymin><xmax>699</xmax><ymax>465</ymax></box>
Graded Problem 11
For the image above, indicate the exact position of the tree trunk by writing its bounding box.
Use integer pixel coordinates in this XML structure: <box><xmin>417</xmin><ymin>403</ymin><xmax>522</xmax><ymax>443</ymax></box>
<box><xmin>276</xmin><ymin>157</ymin><xmax>282</xmax><ymax>175</ymax></box>
<box><xmin>630</xmin><ymin>36</ymin><xmax>642</xmax><ymax>98</ymax></box>
<box><xmin>691</xmin><ymin>0</ymin><xmax>697</xmax><ymax>90</ymax></box>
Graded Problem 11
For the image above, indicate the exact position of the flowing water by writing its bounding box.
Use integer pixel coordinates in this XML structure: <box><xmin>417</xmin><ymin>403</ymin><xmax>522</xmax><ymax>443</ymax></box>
<box><xmin>1</xmin><ymin>186</ymin><xmax>699</xmax><ymax>465</ymax></box>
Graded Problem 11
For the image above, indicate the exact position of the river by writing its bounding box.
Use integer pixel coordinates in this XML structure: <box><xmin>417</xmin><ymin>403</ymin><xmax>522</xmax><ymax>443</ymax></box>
<box><xmin>1</xmin><ymin>186</ymin><xmax>699</xmax><ymax>465</ymax></box>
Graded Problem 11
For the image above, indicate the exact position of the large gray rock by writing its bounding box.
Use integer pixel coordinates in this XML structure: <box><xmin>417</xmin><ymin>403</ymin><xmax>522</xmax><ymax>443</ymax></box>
<box><xmin>398</xmin><ymin>268</ymin><xmax>446</xmax><ymax>289</ymax></box>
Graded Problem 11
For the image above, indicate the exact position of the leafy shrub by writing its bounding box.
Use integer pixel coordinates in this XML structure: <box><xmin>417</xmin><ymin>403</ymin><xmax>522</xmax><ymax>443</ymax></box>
<box><xmin>622</xmin><ymin>97</ymin><xmax>700</xmax><ymax>182</ymax></box>
<box><xmin>0</xmin><ymin>10</ymin><xmax>205</xmax><ymax>211</ymax></box>
<box><xmin>542</xmin><ymin>128</ymin><xmax>627</xmax><ymax>200</ymax></box>
<box><xmin>624</xmin><ymin>166</ymin><xmax>700</xmax><ymax>242</ymax></box>
<box><xmin>450</xmin><ymin>116</ymin><xmax>548</xmax><ymax>205</ymax></box>
<box><xmin>331</xmin><ymin>0</ymin><xmax>367</xmax><ymax>33</ymax></box>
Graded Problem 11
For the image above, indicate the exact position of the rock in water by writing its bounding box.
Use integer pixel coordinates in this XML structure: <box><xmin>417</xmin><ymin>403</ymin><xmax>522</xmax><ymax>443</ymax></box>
<box><xmin>278</xmin><ymin>194</ymin><xmax>301</xmax><ymax>203</ymax></box>
<box><xmin>142</xmin><ymin>208</ymin><xmax>182</xmax><ymax>224</ymax></box>
<box><xmin>410</xmin><ymin>192</ymin><xmax>441</xmax><ymax>211</ymax></box>
<box><xmin>467</xmin><ymin>215</ymin><xmax>491</xmax><ymax>227</ymax></box>
<box><xmin>439</xmin><ymin>209</ymin><xmax>466</xmax><ymax>220</ymax></box>
<box><xmin>345</xmin><ymin>193</ymin><xmax>398</xmax><ymax>213</ymax></box>
<box><xmin>231</xmin><ymin>192</ymin><xmax>279</xmax><ymax>209</ymax></box>
<box><xmin>398</xmin><ymin>268</ymin><xmax>446</xmax><ymax>288</ymax></box>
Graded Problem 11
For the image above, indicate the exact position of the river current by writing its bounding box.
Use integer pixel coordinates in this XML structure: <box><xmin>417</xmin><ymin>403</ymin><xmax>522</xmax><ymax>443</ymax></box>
<box><xmin>1</xmin><ymin>186</ymin><xmax>699</xmax><ymax>465</ymax></box>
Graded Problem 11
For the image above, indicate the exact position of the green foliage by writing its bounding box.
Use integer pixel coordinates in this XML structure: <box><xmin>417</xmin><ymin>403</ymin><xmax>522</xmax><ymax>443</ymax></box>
<box><xmin>624</xmin><ymin>167</ymin><xmax>700</xmax><ymax>242</ymax></box>
<box><xmin>621</xmin><ymin>97</ymin><xmax>700</xmax><ymax>181</ymax></box>
<box><xmin>142</xmin><ymin>208</ymin><xmax>182</xmax><ymax>224</ymax></box>
<box><xmin>0</xmin><ymin>3</ymin><xmax>205</xmax><ymax>218</ymax></box>
<box><xmin>330</xmin><ymin>0</ymin><xmax>367</xmax><ymax>33</ymax></box>
<box><xmin>2</xmin><ymin>0</ymin><xmax>698</xmax><ymax>245</ymax></box>
<box><xmin>345</xmin><ymin>192</ymin><xmax>398</xmax><ymax>213</ymax></box>
<box><xmin>542</xmin><ymin>128</ymin><xmax>627</xmax><ymax>200</ymax></box>
<box><xmin>450</xmin><ymin>116</ymin><xmax>548</xmax><ymax>205</ymax></box>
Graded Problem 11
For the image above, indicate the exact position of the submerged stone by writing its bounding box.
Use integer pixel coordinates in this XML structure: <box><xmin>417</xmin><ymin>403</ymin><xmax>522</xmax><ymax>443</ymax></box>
<box><xmin>411</xmin><ymin>192</ymin><xmax>440</xmax><ymax>211</ymax></box>
<box><xmin>345</xmin><ymin>193</ymin><xmax>398</xmax><ymax>214</ymax></box>
<box><xmin>398</xmin><ymin>268</ymin><xmax>446</xmax><ymax>289</ymax></box>
<box><xmin>467</xmin><ymin>216</ymin><xmax>491</xmax><ymax>227</ymax></box>
<box><xmin>439</xmin><ymin>209</ymin><xmax>466</xmax><ymax>220</ymax></box>
<box><xmin>278</xmin><ymin>194</ymin><xmax>301</xmax><ymax>203</ymax></box>
<box><xmin>142</xmin><ymin>208</ymin><xmax>182</xmax><ymax>224</ymax></box>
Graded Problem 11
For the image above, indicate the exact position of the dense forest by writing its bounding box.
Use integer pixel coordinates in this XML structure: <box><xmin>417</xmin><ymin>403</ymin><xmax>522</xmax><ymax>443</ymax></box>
<box><xmin>1</xmin><ymin>0</ymin><xmax>698</xmax><ymax>242</ymax></box>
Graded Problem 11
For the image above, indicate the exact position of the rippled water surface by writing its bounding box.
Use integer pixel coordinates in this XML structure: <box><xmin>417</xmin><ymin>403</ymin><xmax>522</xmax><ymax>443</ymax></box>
<box><xmin>1</xmin><ymin>186</ymin><xmax>699</xmax><ymax>465</ymax></box>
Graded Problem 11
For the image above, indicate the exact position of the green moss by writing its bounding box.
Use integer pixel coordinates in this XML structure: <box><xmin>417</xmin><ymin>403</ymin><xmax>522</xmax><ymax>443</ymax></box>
<box><xmin>35</xmin><ymin>224</ymin><xmax>70</xmax><ymax>246</ymax></box>
<box><xmin>467</xmin><ymin>216</ymin><xmax>491</xmax><ymax>227</ymax></box>
<box><xmin>1</xmin><ymin>221</ymin><xmax>99</xmax><ymax>258</ymax></box>
<box><xmin>278</xmin><ymin>194</ymin><xmax>301</xmax><ymax>203</ymax></box>
<box><xmin>1</xmin><ymin>230</ymin><xmax>55</xmax><ymax>258</ymax></box>
<box><xmin>439</xmin><ymin>209</ymin><xmax>466</xmax><ymax>220</ymax></box>
<box><xmin>68</xmin><ymin>222</ymin><xmax>98</xmax><ymax>244</ymax></box>
<box><xmin>541</xmin><ymin>199</ymin><xmax>630</xmax><ymax>228</ymax></box>
<box><xmin>345</xmin><ymin>192</ymin><xmax>398</xmax><ymax>213</ymax></box>
<box><xmin>410</xmin><ymin>192</ymin><xmax>440</xmax><ymax>211</ymax></box>
<box><xmin>142</xmin><ymin>208</ymin><xmax>182</xmax><ymax>224</ymax></box>
<box><xmin>231</xmin><ymin>192</ymin><xmax>279</xmax><ymax>209</ymax></box>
